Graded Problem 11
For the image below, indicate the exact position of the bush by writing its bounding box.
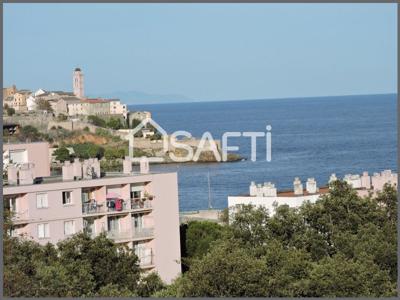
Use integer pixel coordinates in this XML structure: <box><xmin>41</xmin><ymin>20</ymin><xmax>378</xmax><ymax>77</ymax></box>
<box><xmin>106</xmin><ymin>117</ymin><xmax>123</xmax><ymax>130</ymax></box>
<box><xmin>71</xmin><ymin>143</ymin><xmax>105</xmax><ymax>160</ymax></box>
<box><xmin>87</xmin><ymin>115</ymin><xmax>106</xmax><ymax>127</ymax></box>
<box><xmin>95</xmin><ymin>128</ymin><xmax>111</xmax><ymax>137</ymax></box>
<box><xmin>104</xmin><ymin>147</ymin><xmax>127</xmax><ymax>160</ymax></box>
<box><xmin>7</xmin><ymin>107</ymin><xmax>15</xmax><ymax>116</ymax></box>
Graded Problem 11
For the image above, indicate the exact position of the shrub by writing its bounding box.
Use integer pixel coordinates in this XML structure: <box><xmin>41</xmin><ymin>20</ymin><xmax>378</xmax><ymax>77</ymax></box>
<box><xmin>6</xmin><ymin>107</ymin><xmax>15</xmax><ymax>116</ymax></box>
<box><xmin>87</xmin><ymin>115</ymin><xmax>106</xmax><ymax>127</ymax></box>
<box><xmin>71</xmin><ymin>143</ymin><xmax>105</xmax><ymax>159</ymax></box>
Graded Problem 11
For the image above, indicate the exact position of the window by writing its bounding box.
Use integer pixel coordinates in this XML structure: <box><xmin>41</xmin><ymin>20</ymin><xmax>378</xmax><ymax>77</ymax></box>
<box><xmin>64</xmin><ymin>221</ymin><xmax>75</xmax><ymax>236</ymax></box>
<box><xmin>38</xmin><ymin>223</ymin><xmax>50</xmax><ymax>238</ymax></box>
<box><xmin>36</xmin><ymin>193</ymin><xmax>48</xmax><ymax>208</ymax></box>
<box><xmin>108</xmin><ymin>217</ymin><xmax>120</xmax><ymax>232</ymax></box>
<box><xmin>9</xmin><ymin>149</ymin><xmax>28</xmax><ymax>164</ymax></box>
<box><xmin>62</xmin><ymin>191</ymin><xmax>72</xmax><ymax>205</ymax></box>
<box><xmin>133</xmin><ymin>214</ymin><xmax>143</xmax><ymax>230</ymax></box>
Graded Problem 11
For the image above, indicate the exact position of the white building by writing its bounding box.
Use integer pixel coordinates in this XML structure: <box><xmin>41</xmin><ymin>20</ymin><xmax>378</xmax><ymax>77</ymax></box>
<box><xmin>229</xmin><ymin>178</ymin><xmax>327</xmax><ymax>217</ymax></box>
<box><xmin>228</xmin><ymin>170</ymin><xmax>398</xmax><ymax>218</ymax></box>
<box><xmin>110</xmin><ymin>99</ymin><xmax>128</xmax><ymax>117</ymax></box>
<box><xmin>26</xmin><ymin>89</ymin><xmax>47</xmax><ymax>111</ymax></box>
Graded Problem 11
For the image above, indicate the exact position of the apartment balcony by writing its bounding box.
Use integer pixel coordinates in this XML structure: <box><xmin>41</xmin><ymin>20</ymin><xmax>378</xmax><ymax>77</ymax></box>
<box><xmin>11</xmin><ymin>209</ymin><xmax>30</xmax><ymax>224</ymax></box>
<box><xmin>138</xmin><ymin>254</ymin><xmax>154</xmax><ymax>268</ymax></box>
<box><xmin>130</xmin><ymin>198</ymin><xmax>153</xmax><ymax>210</ymax></box>
<box><xmin>132</xmin><ymin>227</ymin><xmax>154</xmax><ymax>240</ymax></box>
<box><xmin>106</xmin><ymin>227</ymin><xmax>154</xmax><ymax>242</ymax></box>
<box><xmin>82</xmin><ymin>196</ymin><xmax>154</xmax><ymax>216</ymax></box>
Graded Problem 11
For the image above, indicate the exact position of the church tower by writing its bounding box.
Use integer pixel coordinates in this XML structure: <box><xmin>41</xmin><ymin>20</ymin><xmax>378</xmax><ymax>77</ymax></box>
<box><xmin>73</xmin><ymin>67</ymin><xmax>84</xmax><ymax>98</ymax></box>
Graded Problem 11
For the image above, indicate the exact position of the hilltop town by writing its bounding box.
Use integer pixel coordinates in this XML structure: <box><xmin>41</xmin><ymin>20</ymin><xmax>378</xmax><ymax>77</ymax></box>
<box><xmin>3</xmin><ymin>68</ymin><xmax>241</xmax><ymax>167</ymax></box>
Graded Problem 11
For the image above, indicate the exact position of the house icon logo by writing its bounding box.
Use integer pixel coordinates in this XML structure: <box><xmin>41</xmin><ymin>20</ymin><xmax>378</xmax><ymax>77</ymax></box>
<box><xmin>125</xmin><ymin>117</ymin><xmax>169</xmax><ymax>163</ymax></box>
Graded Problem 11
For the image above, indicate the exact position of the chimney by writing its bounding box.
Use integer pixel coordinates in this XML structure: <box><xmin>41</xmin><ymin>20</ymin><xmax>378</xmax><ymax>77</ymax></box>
<box><xmin>293</xmin><ymin>177</ymin><xmax>303</xmax><ymax>195</ymax></box>
<box><xmin>306</xmin><ymin>178</ymin><xmax>317</xmax><ymax>194</ymax></box>
<box><xmin>123</xmin><ymin>157</ymin><xmax>132</xmax><ymax>174</ymax></box>
<box><xmin>256</xmin><ymin>184</ymin><xmax>263</xmax><ymax>197</ymax></box>
<box><xmin>7</xmin><ymin>165</ymin><xmax>18</xmax><ymax>185</ymax></box>
<box><xmin>329</xmin><ymin>173</ymin><xmax>337</xmax><ymax>185</ymax></box>
<box><xmin>262</xmin><ymin>182</ymin><xmax>277</xmax><ymax>197</ymax></box>
<box><xmin>72</xmin><ymin>158</ymin><xmax>82</xmax><ymax>179</ymax></box>
<box><xmin>19</xmin><ymin>163</ymin><xmax>34</xmax><ymax>185</ymax></box>
<box><xmin>249</xmin><ymin>181</ymin><xmax>257</xmax><ymax>196</ymax></box>
<box><xmin>361</xmin><ymin>171</ymin><xmax>371</xmax><ymax>189</ymax></box>
<box><xmin>140</xmin><ymin>156</ymin><xmax>149</xmax><ymax>174</ymax></box>
<box><xmin>62</xmin><ymin>161</ymin><xmax>74</xmax><ymax>181</ymax></box>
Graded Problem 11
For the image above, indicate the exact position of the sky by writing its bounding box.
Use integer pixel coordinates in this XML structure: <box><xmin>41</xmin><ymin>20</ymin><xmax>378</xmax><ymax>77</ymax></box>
<box><xmin>3</xmin><ymin>4</ymin><xmax>397</xmax><ymax>103</ymax></box>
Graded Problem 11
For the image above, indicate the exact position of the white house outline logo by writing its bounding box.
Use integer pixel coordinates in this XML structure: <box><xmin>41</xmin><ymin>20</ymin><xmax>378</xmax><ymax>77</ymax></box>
<box><xmin>126</xmin><ymin>117</ymin><xmax>168</xmax><ymax>163</ymax></box>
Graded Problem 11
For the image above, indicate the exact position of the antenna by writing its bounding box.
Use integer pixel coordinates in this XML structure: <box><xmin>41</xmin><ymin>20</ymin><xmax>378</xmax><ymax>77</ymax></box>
<box><xmin>207</xmin><ymin>171</ymin><xmax>212</xmax><ymax>209</ymax></box>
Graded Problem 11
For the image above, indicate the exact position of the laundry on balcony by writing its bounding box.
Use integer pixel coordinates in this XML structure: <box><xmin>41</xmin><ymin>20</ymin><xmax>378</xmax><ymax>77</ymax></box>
<box><xmin>106</xmin><ymin>198</ymin><xmax>124</xmax><ymax>212</ymax></box>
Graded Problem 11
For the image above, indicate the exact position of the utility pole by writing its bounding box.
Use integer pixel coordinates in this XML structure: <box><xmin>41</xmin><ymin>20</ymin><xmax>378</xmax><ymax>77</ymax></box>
<box><xmin>207</xmin><ymin>171</ymin><xmax>212</xmax><ymax>209</ymax></box>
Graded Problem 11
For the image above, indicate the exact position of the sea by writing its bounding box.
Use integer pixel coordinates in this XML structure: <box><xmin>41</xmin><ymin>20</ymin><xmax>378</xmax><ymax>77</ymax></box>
<box><xmin>129</xmin><ymin>94</ymin><xmax>397</xmax><ymax>212</ymax></box>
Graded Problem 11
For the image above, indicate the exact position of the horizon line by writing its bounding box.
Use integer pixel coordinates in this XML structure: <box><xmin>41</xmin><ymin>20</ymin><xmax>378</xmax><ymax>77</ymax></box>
<box><xmin>128</xmin><ymin>92</ymin><xmax>397</xmax><ymax>106</ymax></box>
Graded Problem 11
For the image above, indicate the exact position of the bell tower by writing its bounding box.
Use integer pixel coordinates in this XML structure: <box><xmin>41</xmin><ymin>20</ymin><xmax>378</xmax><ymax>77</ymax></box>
<box><xmin>73</xmin><ymin>67</ymin><xmax>84</xmax><ymax>98</ymax></box>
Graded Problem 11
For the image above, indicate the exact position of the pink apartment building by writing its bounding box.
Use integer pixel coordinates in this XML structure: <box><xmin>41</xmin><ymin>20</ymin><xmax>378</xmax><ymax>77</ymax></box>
<box><xmin>3</xmin><ymin>142</ymin><xmax>181</xmax><ymax>283</ymax></box>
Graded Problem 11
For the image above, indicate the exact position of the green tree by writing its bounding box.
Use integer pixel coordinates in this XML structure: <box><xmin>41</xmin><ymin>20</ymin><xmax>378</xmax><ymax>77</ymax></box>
<box><xmin>53</xmin><ymin>146</ymin><xmax>71</xmax><ymax>162</ymax></box>
<box><xmin>19</xmin><ymin>125</ymin><xmax>41</xmax><ymax>141</ymax></box>
<box><xmin>178</xmin><ymin>240</ymin><xmax>269</xmax><ymax>297</ymax></box>
<box><xmin>307</xmin><ymin>254</ymin><xmax>395</xmax><ymax>297</ymax></box>
<box><xmin>185</xmin><ymin>221</ymin><xmax>226</xmax><ymax>259</ymax></box>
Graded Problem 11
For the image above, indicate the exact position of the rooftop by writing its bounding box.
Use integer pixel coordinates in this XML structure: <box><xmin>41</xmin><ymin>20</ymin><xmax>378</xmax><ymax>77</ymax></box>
<box><xmin>83</xmin><ymin>98</ymin><xmax>111</xmax><ymax>104</ymax></box>
<box><xmin>3</xmin><ymin>171</ymin><xmax>163</xmax><ymax>192</ymax></box>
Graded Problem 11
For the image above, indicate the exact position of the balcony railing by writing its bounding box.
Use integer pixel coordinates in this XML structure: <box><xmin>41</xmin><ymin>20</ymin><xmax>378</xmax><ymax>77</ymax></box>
<box><xmin>138</xmin><ymin>254</ymin><xmax>154</xmax><ymax>267</ymax></box>
<box><xmin>11</xmin><ymin>209</ymin><xmax>29</xmax><ymax>222</ymax></box>
<box><xmin>107</xmin><ymin>230</ymin><xmax>132</xmax><ymax>241</ymax></box>
<box><xmin>82</xmin><ymin>202</ymin><xmax>105</xmax><ymax>214</ymax></box>
<box><xmin>106</xmin><ymin>227</ymin><xmax>154</xmax><ymax>241</ymax></box>
<box><xmin>82</xmin><ymin>197</ymin><xmax>153</xmax><ymax>215</ymax></box>
<box><xmin>130</xmin><ymin>198</ymin><xmax>152</xmax><ymax>210</ymax></box>
<box><xmin>133</xmin><ymin>227</ymin><xmax>154</xmax><ymax>239</ymax></box>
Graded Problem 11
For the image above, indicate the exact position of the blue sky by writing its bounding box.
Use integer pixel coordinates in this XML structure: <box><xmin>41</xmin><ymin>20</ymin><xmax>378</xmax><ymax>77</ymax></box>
<box><xmin>3</xmin><ymin>4</ymin><xmax>397</xmax><ymax>103</ymax></box>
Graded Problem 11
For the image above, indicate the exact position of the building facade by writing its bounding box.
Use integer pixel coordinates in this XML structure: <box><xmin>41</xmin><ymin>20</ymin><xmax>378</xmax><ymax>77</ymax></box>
<box><xmin>11</xmin><ymin>90</ymin><xmax>31</xmax><ymax>112</ymax></box>
<box><xmin>3</xmin><ymin>143</ymin><xmax>182</xmax><ymax>283</ymax></box>
<box><xmin>228</xmin><ymin>171</ymin><xmax>398</xmax><ymax>217</ymax></box>
<box><xmin>82</xmin><ymin>99</ymin><xmax>111</xmax><ymax>115</ymax></box>
<box><xmin>3</xmin><ymin>85</ymin><xmax>17</xmax><ymax>101</ymax></box>
<box><xmin>3</xmin><ymin>142</ymin><xmax>50</xmax><ymax>178</ymax></box>
<box><xmin>110</xmin><ymin>99</ymin><xmax>128</xmax><ymax>117</ymax></box>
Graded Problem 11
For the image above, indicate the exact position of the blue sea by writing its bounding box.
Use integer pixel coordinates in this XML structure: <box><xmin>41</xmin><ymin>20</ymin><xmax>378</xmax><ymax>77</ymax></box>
<box><xmin>130</xmin><ymin>94</ymin><xmax>397</xmax><ymax>212</ymax></box>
